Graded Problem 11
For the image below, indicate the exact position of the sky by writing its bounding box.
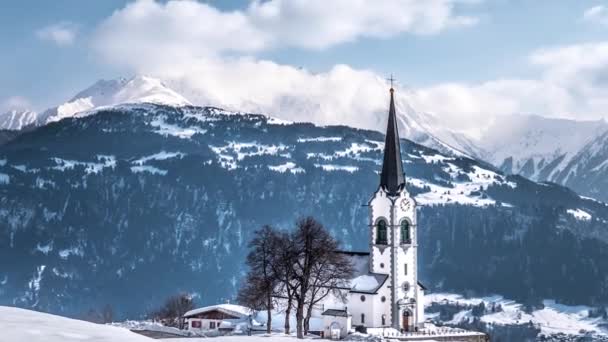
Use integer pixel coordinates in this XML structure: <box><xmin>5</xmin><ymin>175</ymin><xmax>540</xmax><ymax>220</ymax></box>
<box><xmin>2</xmin><ymin>0</ymin><xmax>608</xmax><ymax>133</ymax></box>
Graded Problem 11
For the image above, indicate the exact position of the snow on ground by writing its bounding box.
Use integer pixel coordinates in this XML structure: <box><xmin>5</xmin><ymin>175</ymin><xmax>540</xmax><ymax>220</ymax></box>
<box><xmin>211</xmin><ymin>142</ymin><xmax>289</xmax><ymax>163</ymax></box>
<box><xmin>567</xmin><ymin>208</ymin><xmax>592</xmax><ymax>221</ymax></box>
<box><xmin>314</xmin><ymin>164</ymin><xmax>359</xmax><ymax>173</ymax></box>
<box><xmin>426</xmin><ymin>293</ymin><xmax>608</xmax><ymax>336</ymax></box>
<box><xmin>163</xmin><ymin>333</ymin><xmax>402</xmax><ymax>342</ymax></box>
<box><xmin>149</xmin><ymin>116</ymin><xmax>207</xmax><ymax>139</ymax></box>
<box><xmin>268</xmin><ymin>162</ymin><xmax>305</xmax><ymax>174</ymax></box>
<box><xmin>0</xmin><ymin>306</ymin><xmax>151</xmax><ymax>342</ymax></box>
<box><xmin>50</xmin><ymin>155</ymin><xmax>116</xmax><ymax>174</ymax></box>
<box><xmin>297</xmin><ymin>137</ymin><xmax>342</xmax><ymax>143</ymax></box>
<box><xmin>130</xmin><ymin>165</ymin><xmax>168</xmax><ymax>175</ymax></box>
<box><xmin>133</xmin><ymin>151</ymin><xmax>185</xmax><ymax>165</ymax></box>
<box><xmin>410</xmin><ymin>162</ymin><xmax>515</xmax><ymax>207</ymax></box>
<box><xmin>110</xmin><ymin>320</ymin><xmax>191</xmax><ymax>337</ymax></box>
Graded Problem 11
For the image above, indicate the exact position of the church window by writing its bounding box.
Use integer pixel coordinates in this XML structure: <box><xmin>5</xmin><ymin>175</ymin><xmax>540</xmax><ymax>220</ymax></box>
<box><xmin>376</xmin><ymin>219</ymin><xmax>388</xmax><ymax>245</ymax></box>
<box><xmin>360</xmin><ymin>295</ymin><xmax>366</xmax><ymax>302</ymax></box>
<box><xmin>382</xmin><ymin>315</ymin><xmax>386</xmax><ymax>326</ymax></box>
<box><xmin>380</xmin><ymin>263</ymin><xmax>385</xmax><ymax>269</ymax></box>
<box><xmin>401</xmin><ymin>220</ymin><xmax>410</xmax><ymax>244</ymax></box>
<box><xmin>361</xmin><ymin>314</ymin><xmax>365</xmax><ymax>324</ymax></box>
<box><xmin>404</xmin><ymin>264</ymin><xmax>408</xmax><ymax>275</ymax></box>
<box><xmin>381</xmin><ymin>296</ymin><xmax>386</xmax><ymax>302</ymax></box>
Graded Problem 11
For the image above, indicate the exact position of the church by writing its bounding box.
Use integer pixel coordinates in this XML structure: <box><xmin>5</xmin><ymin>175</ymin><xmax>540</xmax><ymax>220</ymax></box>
<box><xmin>319</xmin><ymin>85</ymin><xmax>425</xmax><ymax>335</ymax></box>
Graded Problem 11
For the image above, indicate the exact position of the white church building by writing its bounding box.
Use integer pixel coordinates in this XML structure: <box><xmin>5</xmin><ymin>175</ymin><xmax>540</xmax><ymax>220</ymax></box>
<box><xmin>319</xmin><ymin>86</ymin><xmax>425</xmax><ymax>336</ymax></box>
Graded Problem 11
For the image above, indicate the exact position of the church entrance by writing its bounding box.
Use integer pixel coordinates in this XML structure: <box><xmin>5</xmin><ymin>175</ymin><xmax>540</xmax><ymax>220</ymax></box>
<box><xmin>402</xmin><ymin>310</ymin><xmax>411</xmax><ymax>331</ymax></box>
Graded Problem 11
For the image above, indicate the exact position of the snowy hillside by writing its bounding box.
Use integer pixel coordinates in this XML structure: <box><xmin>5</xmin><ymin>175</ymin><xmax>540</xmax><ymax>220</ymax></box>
<box><xmin>0</xmin><ymin>109</ymin><xmax>37</xmax><ymax>130</ymax></box>
<box><xmin>0</xmin><ymin>306</ymin><xmax>150</xmax><ymax>342</ymax></box>
<box><xmin>1</xmin><ymin>103</ymin><xmax>608</xmax><ymax>320</ymax></box>
<box><xmin>474</xmin><ymin>115</ymin><xmax>608</xmax><ymax>181</ymax></box>
<box><xmin>7</xmin><ymin>75</ymin><xmax>608</xmax><ymax>203</ymax></box>
<box><xmin>427</xmin><ymin>293</ymin><xmax>608</xmax><ymax>340</ymax></box>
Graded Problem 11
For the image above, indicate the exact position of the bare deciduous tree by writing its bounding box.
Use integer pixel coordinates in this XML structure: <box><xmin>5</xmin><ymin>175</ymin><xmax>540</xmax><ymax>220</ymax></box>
<box><xmin>290</xmin><ymin>217</ymin><xmax>354</xmax><ymax>338</ymax></box>
<box><xmin>237</xmin><ymin>225</ymin><xmax>279</xmax><ymax>334</ymax></box>
<box><xmin>271</xmin><ymin>231</ymin><xmax>298</xmax><ymax>334</ymax></box>
<box><xmin>239</xmin><ymin>217</ymin><xmax>354</xmax><ymax>339</ymax></box>
<box><xmin>303</xmin><ymin>249</ymin><xmax>353</xmax><ymax>334</ymax></box>
<box><xmin>150</xmin><ymin>293</ymin><xmax>195</xmax><ymax>327</ymax></box>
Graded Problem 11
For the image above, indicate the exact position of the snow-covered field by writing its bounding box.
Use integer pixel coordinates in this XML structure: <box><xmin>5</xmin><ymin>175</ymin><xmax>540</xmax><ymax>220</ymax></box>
<box><xmin>426</xmin><ymin>293</ymin><xmax>608</xmax><ymax>337</ymax></box>
<box><xmin>0</xmin><ymin>306</ymin><xmax>150</xmax><ymax>342</ymax></box>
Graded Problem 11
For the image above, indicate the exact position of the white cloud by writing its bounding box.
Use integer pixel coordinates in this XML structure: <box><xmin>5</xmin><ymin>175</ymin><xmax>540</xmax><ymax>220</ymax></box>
<box><xmin>1</xmin><ymin>96</ymin><xmax>32</xmax><ymax>112</ymax></box>
<box><xmin>36</xmin><ymin>22</ymin><xmax>78</xmax><ymax>46</ymax></box>
<box><xmin>583</xmin><ymin>5</ymin><xmax>608</xmax><ymax>25</ymax></box>
<box><xmin>89</xmin><ymin>0</ymin><xmax>608</xmax><ymax>137</ymax></box>
<box><xmin>246</xmin><ymin>0</ymin><xmax>478</xmax><ymax>49</ymax></box>
<box><xmin>93</xmin><ymin>0</ymin><xmax>480</xmax><ymax>67</ymax></box>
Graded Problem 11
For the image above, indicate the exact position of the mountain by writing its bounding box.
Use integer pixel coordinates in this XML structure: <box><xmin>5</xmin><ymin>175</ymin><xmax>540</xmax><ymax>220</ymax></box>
<box><xmin>395</xmin><ymin>108</ymin><xmax>608</xmax><ymax>202</ymax></box>
<box><xmin>0</xmin><ymin>109</ymin><xmax>37</xmax><ymax>131</ymax></box>
<box><xmin>0</xmin><ymin>76</ymin><xmax>191</xmax><ymax>131</ymax></box>
<box><xmin>475</xmin><ymin>115</ymin><xmax>608</xmax><ymax>180</ymax></box>
<box><xmin>1</xmin><ymin>103</ymin><xmax>608</xmax><ymax>324</ymax></box>
<box><xmin>35</xmin><ymin>76</ymin><xmax>191</xmax><ymax>126</ymax></box>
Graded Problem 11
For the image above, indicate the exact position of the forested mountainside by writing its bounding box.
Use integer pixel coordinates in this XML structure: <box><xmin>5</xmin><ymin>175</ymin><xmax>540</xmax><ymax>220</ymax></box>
<box><xmin>1</xmin><ymin>104</ymin><xmax>607</xmax><ymax>319</ymax></box>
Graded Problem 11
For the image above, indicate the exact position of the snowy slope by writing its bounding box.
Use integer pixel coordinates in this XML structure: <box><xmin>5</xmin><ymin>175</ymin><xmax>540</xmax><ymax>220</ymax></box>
<box><xmin>473</xmin><ymin>114</ymin><xmax>608</xmax><ymax>181</ymax></box>
<box><xmin>0</xmin><ymin>109</ymin><xmax>38</xmax><ymax>130</ymax></box>
<box><xmin>426</xmin><ymin>293</ymin><xmax>608</xmax><ymax>338</ymax></box>
<box><xmin>0</xmin><ymin>306</ymin><xmax>151</xmax><ymax>342</ymax></box>
<box><xmin>34</xmin><ymin>76</ymin><xmax>191</xmax><ymax>126</ymax></box>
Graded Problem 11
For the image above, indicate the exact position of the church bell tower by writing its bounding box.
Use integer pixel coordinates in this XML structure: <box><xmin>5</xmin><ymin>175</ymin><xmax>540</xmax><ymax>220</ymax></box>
<box><xmin>368</xmin><ymin>85</ymin><xmax>422</xmax><ymax>331</ymax></box>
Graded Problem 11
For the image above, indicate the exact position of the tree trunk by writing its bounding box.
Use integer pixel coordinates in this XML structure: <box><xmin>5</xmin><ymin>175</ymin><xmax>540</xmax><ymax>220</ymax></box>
<box><xmin>284</xmin><ymin>299</ymin><xmax>292</xmax><ymax>334</ymax></box>
<box><xmin>296</xmin><ymin>302</ymin><xmax>304</xmax><ymax>338</ymax></box>
<box><xmin>266</xmin><ymin>292</ymin><xmax>273</xmax><ymax>334</ymax></box>
<box><xmin>304</xmin><ymin>303</ymin><xmax>313</xmax><ymax>335</ymax></box>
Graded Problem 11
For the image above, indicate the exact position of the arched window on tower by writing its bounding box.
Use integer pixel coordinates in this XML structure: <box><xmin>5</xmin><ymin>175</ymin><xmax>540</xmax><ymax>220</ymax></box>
<box><xmin>401</xmin><ymin>220</ymin><xmax>411</xmax><ymax>244</ymax></box>
<box><xmin>376</xmin><ymin>219</ymin><xmax>388</xmax><ymax>245</ymax></box>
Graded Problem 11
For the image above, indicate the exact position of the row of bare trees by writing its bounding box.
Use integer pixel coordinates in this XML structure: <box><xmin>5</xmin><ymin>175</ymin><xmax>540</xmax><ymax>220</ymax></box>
<box><xmin>238</xmin><ymin>217</ymin><xmax>354</xmax><ymax>339</ymax></box>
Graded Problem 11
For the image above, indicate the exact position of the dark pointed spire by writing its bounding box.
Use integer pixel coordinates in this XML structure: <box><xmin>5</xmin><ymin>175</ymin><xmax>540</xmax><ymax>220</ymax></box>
<box><xmin>379</xmin><ymin>86</ymin><xmax>405</xmax><ymax>196</ymax></box>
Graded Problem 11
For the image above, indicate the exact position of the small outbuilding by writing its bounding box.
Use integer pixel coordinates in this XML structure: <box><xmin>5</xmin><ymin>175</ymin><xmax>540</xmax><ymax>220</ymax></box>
<box><xmin>322</xmin><ymin>309</ymin><xmax>352</xmax><ymax>340</ymax></box>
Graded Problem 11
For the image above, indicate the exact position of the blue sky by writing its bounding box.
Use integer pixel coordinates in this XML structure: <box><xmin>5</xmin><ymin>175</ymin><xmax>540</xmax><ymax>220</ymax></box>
<box><xmin>2</xmin><ymin>0</ymin><xmax>608</xmax><ymax>124</ymax></box>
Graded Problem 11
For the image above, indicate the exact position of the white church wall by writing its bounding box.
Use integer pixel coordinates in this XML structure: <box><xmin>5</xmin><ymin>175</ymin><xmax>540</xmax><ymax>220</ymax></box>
<box><xmin>371</xmin><ymin>282</ymin><xmax>392</xmax><ymax>327</ymax></box>
<box><xmin>348</xmin><ymin>292</ymin><xmax>373</xmax><ymax>327</ymax></box>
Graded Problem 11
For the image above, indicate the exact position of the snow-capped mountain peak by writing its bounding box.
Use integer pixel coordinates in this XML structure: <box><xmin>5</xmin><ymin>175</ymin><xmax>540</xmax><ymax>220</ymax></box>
<box><xmin>0</xmin><ymin>109</ymin><xmax>37</xmax><ymax>130</ymax></box>
<box><xmin>36</xmin><ymin>76</ymin><xmax>192</xmax><ymax>126</ymax></box>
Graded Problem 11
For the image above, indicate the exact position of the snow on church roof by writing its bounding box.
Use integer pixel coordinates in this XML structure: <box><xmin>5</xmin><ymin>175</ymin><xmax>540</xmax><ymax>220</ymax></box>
<box><xmin>338</xmin><ymin>251</ymin><xmax>388</xmax><ymax>294</ymax></box>
<box><xmin>184</xmin><ymin>303</ymin><xmax>252</xmax><ymax>318</ymax></box>
<box><xmin>338</xmin><ymin>250</ymin><xmax>427</xmax><ymax>293</ymax></box>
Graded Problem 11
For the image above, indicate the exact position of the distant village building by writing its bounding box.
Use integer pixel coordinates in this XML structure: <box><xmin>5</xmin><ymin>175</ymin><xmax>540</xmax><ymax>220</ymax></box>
<box><xmin>317</xmin><ymin>85</ymin><xmax>425</xmax><ymax>337</ymax></box>
<box><xmin>183</xmin><ymin>304</ymin><xmax>251</xmax><ymax>333</ymax></box>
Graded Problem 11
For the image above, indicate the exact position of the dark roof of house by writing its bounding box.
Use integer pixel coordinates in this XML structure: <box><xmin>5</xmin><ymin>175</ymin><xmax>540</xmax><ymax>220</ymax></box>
<box><xmin>336</xmin><ymin>250</ymin><xmax>369</xmax><ymax>256</ymax></box>
<box><xmin>379</xmin><ymin>87</ymin><xmax>405</xmax><ymax>196</ymax></box>
<box><xmin>322</xmin><ymin>309</ymin><xmax>351</xmax><ymax>317</ymax></box>
<box><xmin>418</xmin><ymin>281</ymin><xmax>427</xmax><ymax>290</ymax></box>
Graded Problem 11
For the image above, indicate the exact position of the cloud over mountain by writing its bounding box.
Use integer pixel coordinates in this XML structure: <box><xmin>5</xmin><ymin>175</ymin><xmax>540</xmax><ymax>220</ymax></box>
<box><xmin>89</xmin><ymin>0</ymin><xmax>608</xmax><ymax>138</ymax></box>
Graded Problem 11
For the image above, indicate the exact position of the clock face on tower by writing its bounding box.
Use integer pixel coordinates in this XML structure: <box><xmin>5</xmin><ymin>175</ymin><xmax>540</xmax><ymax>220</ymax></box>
<box><xmin>399</xmin><ymin>198</ymin><xmax>411</xmax><ymax>212</ymax></box>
